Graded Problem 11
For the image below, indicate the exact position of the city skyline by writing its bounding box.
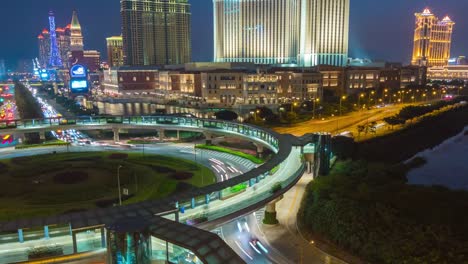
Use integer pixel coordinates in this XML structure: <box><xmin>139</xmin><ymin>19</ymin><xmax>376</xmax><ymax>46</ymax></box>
<box><xmin>0</xmin><ymin>0</ymin><xmax>467</xmax><ymax>68</ymax></box>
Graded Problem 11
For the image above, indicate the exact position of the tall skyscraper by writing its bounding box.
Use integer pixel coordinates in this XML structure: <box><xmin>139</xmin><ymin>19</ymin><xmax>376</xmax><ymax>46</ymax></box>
<box><xmin>38</xmin><ymin>29</ymin><xmax>50</xmax><ymax>67</ymax></box>
<box><xmin>213</xmin><ymin>0</ymin><xmax>299</xmax><ymax>65</ymax></box>
<box><xmin>121</xmin><ymin>0</ymin><xmax>192</xmax><ymax>66</ymax></box>
<box><xmin>213</xmin><ymin>0</ymin><xmax>350</xmax><ymax>66</ymax></box>
<box><xmin>106</xmin><ymin>36</ymin><xmax>124</xmax><ymax>67</ymax></box>
<box><xmin>56</xmin><ymin>25</ymin><xmax>71</xmax><ymax>65</ymax></box>
<box><xmin>412</xmin><ymin>8</ymin><xmax>455</xmax><ymax>67</ymax></box>
<box><xmin>298</xmin><ymin>0</ymin><xmax>350</xmax><ymax>67</ymax></box>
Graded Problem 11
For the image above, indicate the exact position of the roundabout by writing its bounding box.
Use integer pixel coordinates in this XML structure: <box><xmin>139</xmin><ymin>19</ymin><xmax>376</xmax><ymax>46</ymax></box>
<box><xmin>0</xmin><ymin>116</ymin><xmax>331</xmax><ymax>263</ymax></box>
<box><xmin>0</xmin><ymin>151</ymin><xmax>216</xmax><ymax>222</ymax></box>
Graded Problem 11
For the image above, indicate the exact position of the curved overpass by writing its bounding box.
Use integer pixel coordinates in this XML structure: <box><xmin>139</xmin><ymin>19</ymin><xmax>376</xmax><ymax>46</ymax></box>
<box><xmin>0</xmin><ymin>116</ymin><xmax>331</xmax><ymax>264</ymax></box>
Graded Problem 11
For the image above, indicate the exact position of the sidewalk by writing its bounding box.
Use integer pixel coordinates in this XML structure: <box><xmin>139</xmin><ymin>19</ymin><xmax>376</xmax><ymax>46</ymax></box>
<box><xmin>259</xmin><ymin>173</ymin><xmax>348</xmax><ymax>264</ymax></box>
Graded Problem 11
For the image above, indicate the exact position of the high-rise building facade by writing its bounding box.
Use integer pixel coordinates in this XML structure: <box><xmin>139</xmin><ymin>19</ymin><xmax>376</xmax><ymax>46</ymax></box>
<box><xmin>213</xmin><ymin>0</ymin><xmax>299</xmax><ymax>65</ymax></box>
<box><xmin>412</xmin><ymin>8</ymin><xmax>455</xmax><ymax>67</ymax></box>
<box><xmin>56</xmin><ymin>25</ymin><xmax>71</xmax><ymax>65</ymax></box>
<box><xmin>38</xmin><ymin>29</ymin><xmax>50</xmax><ymax>68</ymax></box>
<box><xmin>298</xmin><ymin>0</ymin><xmax>350</xmax><ymax>67</ymax></box>
<box><xmin>106</xmin><ymin>36</ymin><xmax>124</xmax><ymax>67</ymax></box>
<box><xmin>121</xmin><ymin>0</ymin><xmax>192</xmax><ymax>66</ymax></box>
<box><xmin>213</xmin><ymin>0</ymin><xmax>350</xmax><ymax>66</ymax></box>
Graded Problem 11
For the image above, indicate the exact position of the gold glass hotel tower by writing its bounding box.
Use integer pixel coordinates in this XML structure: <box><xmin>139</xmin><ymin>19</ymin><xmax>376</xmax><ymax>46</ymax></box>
<box><xmin>121</xmin><ymin>0</ymin><xmax>191</xmax><ymax>66</ymax></box>
<box><xmin>412</xmin><ymin>8</ymin><xmax>455</xmax><ymax>67</ymax></box>
<box><xmin>213</xmin><ymin>0</ymin><xmax>350</xmax><ymax>66</ymax></box>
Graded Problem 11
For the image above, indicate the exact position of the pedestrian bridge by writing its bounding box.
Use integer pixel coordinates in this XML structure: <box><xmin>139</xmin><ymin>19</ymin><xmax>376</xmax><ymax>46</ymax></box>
<box><xmin>0</xmin><ymin>116</ymin><xmax>332</xmax><ymax>264</ymax></box>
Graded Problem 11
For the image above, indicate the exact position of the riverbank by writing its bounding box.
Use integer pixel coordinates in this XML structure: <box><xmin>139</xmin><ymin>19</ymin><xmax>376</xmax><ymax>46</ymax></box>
<box><xmin>407</xmin><ymin>126</ymin><xmax>468</xmax><ymax>190</ymax></box>
<box><xmin>299</xmin><ymin>104</ymin><xmax>468</xmax><ymax>263</ymax></box>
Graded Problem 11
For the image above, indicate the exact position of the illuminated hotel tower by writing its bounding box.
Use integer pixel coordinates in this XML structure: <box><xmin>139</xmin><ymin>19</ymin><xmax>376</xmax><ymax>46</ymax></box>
<box><xmin>412</xmin><ymin>8</ymin><xmax>455</xmax><ymax>67</ymax></box>
<box><xmin>298</xmin><ymin>0</ymin><xmax>350</xmax><ymax>67</ymax></box>
<box><xmin>213</xmin><ymin>0</ymin><xmax>299</xmax><ymax>65</ymax></box>
<box><xmin>121</xmin><ymin>0</ymin><xmax>192</xmax><ymax>66</ymax></box>
<box><xmin>70</xmin><ymin>10</ymin><xmax>84</xmax><ymax>52</ymax></box>
<box><xmin>213</xmin><ymin>0</ymin><xmax>349</xmax><ymax>66</ymax></box>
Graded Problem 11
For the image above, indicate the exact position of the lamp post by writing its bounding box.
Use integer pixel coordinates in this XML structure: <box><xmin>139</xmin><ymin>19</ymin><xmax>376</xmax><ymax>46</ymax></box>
<box><xmin>117</xmin><ymin>165</ymin><xmax>123</xmax><ymax>206</ymax></box>
<box><xmin>358</xmin><ymin>93</ymin><xmax>365</xmax><ymax>111</ymax></box>
<box><xmin>312</xmin><ymin>98</ymin><xmax>320</xmax><ymax>119</ymax></box>
<box><xmin>279</xmin><ymin>107</ymin><xmax>285</xmax><ymax>120</ymax></box>
<box><xmin>339</xmin><ymin>95</ymin><xmax>346</xmax><ymax>116</ymax></box>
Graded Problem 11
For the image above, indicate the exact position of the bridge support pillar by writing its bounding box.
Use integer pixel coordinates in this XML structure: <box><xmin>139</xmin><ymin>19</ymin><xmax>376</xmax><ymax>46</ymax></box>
<box><xmin>39</xmin><ymin>131</ymin><xmax>46</xmax><ymax>142</ymax></box>
<box><xmin>263</xmin><ymin>196</ymin><xmax>283</xmax><ymax>225</ymax></box>
<box><xmin>158</xmin><ymin>129</ymin><xmax>165</xmax><ymax>141</ymax></box>
<box><xmin>254</xmin><ymin>143</ymin><xmax>264</xmax><ymax>158</ymax></box>
<box><xmin>112</xmin><ymin>128</ymin><xmax>120</xmax><ymax>143</ymax></box>
<box><xmin>204</xmin><ymin>132</ymin><xmax>213</xmax><ymax>145</ymax></box>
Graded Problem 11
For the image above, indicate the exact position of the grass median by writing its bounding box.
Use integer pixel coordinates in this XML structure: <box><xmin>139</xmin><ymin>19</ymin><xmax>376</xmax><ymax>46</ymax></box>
<box><xmin>0</xmin><ymin>151</ymin><xmax>215</xmax><ymax>221</ymax></box>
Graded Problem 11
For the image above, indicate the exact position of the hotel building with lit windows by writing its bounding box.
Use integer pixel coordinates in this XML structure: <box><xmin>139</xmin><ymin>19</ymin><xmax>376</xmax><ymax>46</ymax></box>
<box><xmin>411</xmin><ymin>8</ymin><xmax>455</xmax><ymax>67</ymax></box>
<box><xmin>121</xmin><ymin>0</ymin><xmax>192</xmax><ymax>66</ymax></box>
<box><xmin>213</xmin><ymin>0</ymin><xmax>350</xmax><ymax>67</ymax></box>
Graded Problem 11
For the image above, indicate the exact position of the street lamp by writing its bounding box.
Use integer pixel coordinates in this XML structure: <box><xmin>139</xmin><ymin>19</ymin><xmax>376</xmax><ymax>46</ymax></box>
<box><xmin>117</xmin><ymin>165</ymin><xmax>123</xmax><ymax>206</ymax></box>
<box><xmin>358</xmin><ymin>93</ymin><xmax>365</xmax><ymax>111</ymax></box>
<box><xmin>339</xmin><ymin>95</ymin><xmax>346</xmax><ymax>116</ymax></box>
<box><xmin>312</xmin><ymin>98</ymin><xmax>320</xmax><ymax>119</ymax></box>
<box><xmin>291</xmin><ymin>102</ymin><xmax>298</xmax><ymax>113</ymax></box>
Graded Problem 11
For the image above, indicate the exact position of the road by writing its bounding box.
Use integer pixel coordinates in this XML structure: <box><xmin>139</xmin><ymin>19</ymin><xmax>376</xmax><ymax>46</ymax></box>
<box><xmin>273</xmin><ymin>104</ymin><xmax>406</xmax><ymax>137</ymax></box>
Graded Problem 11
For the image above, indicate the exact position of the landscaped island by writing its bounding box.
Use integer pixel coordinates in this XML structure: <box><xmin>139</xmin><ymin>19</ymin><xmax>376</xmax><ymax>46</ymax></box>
<box><xmin>0</xmin><ymin>152</ymin><xmax>215</xmax><ymax>221</ymax></box>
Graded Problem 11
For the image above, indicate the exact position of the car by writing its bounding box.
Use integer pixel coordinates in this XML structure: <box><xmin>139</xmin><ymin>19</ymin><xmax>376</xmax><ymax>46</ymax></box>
<box><xmin>236</xmin><ymin>219</ymin><xmax>250</xmax><ymax>233</ymax></box>
<box><xmin>249</xmin><ymin>238</ymin><xmax>268</xmax><ymax>254</ymax></box>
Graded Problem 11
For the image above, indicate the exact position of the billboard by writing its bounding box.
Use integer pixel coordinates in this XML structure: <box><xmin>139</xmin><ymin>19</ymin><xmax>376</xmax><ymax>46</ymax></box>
<box><xmin>70</xmin><ymin>79</ymin><xmax>89</xmax><ymax>93</ymax></box>
<box><xmin>70</xmin><ymin>64</ymin><xmax>87</xmax><ymax>78</ymax></box>
<box><xmin>69</xmin><ymin>64</ymin><xmax>89</xmax><ymax>94</ymax></box>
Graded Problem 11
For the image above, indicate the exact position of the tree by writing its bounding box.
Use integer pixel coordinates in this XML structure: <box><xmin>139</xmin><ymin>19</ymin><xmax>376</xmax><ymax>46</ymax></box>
<box><xmin>384</xmin><ymin>116</ymin><xmax>406</xmax><ymax>130</ymax></box>
<box><xmin>214</xmin><ymin>110</ymin><xmax>238</xmax><ymax>121</ymax></box>
<box><xmin>284</xmin><ymin>112</ymin><xmax>297</xmax><ymax>123</ymax></box>
<box><xmin>357</xmin><ymin>125</ymin><xmax>366</xmax><ymax>138</ymax></box>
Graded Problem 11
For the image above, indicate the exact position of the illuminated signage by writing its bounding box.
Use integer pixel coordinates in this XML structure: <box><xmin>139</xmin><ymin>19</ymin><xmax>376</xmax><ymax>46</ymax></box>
<box><xmin>71</xmin><ymin>80</ymin><xmax>88</xmax><ymax>90</ymax></box>
<box><xmin>70</xmin><ymin>64</ymin><xmax>87</xmax><ymax>78</ymax></box>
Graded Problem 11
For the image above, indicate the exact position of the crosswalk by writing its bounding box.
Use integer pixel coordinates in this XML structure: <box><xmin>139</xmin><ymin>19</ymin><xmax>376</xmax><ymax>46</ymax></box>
<box><xmin>254</xmin><ymin>208</ymin><xmax>266</xmax><ymax>224</ymax></box>
<box><xmin>177</xmin><ymin>146</ymin><xmax>257</xmax><ymax>170</ymax></box>
<box><xmin>211</xmin><ymin>227</ymin><xmax>225</xmax><ymax>240</ymax></box>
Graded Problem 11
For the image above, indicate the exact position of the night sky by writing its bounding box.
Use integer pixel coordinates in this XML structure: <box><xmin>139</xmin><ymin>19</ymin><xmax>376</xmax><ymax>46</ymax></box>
<box><xmin>1</xmin><ymin>0</ymin><xmax>467</xmax><ymax>69</ymax></box>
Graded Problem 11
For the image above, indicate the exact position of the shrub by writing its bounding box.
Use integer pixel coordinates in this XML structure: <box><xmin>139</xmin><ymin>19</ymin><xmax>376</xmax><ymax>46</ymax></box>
<box><xmin>271</xmin><ymin>182</ymin><xmax>282</xmax><ymax>193</ymax></box>
<box><xmin>53</xmin><ymin>171</ymin><xmax>88</xmax><ymax>184</ymax></box>
<box><xmin>150</xmin><ymin>165</ymin><xmax>176</xmax><ymax>173</ymax></box>
<box><xmin>171</xmin><ymin>172</ymin><xmax>194</xmax><ymax>180</ymax></box>
<box><xmin>108</xmin><ymin>153</ymin><xmax>128</xmax><ymax>160</ymax></box>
